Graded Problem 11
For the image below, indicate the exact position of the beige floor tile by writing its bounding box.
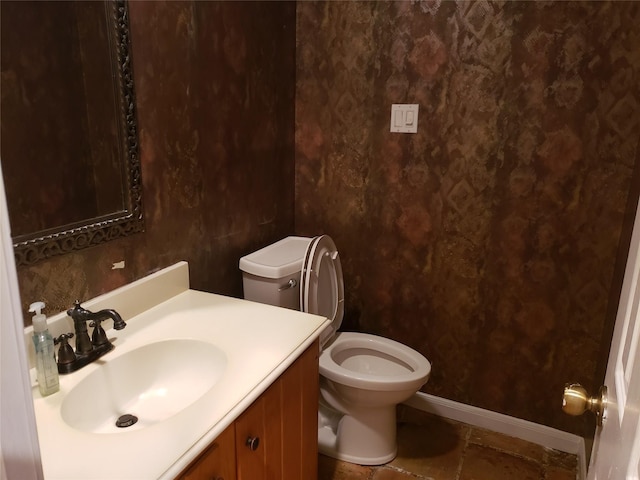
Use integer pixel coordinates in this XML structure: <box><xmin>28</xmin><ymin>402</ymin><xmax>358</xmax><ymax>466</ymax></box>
<box><xmin>372</xmin><ymin>466</ymin><xmax>421</xmax><ymax>479</ymax></box>
<box><xmin>318</xmin><ymin>454</ymin><xmax>374</xmax><ymax>480</ymax></box>
<box><xmin>469</xmin><ymin>427</ymin><xmax>546</xmax><ymax>462</ymax></box>
<box><xmin>459</xmin><ymin>444</ymin><xmax>544</xmax><ymax>480</ymax></box>
<box><xmin>389</xmin><ymin>416</ymin><xmax>469</xmax><ymax>480</ymax></box>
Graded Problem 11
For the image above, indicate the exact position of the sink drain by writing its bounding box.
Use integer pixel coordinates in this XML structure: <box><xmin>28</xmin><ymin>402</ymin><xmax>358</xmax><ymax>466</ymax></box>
<box><xmin>115</xmin><ymin>414</ymin><xmax>138</xmax><ymax>428</ymax></box>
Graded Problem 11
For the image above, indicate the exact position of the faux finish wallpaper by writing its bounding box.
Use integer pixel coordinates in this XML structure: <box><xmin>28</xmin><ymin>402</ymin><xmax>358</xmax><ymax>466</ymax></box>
<box><xmin>295</xmin><ymin>0</ymin><xmax>640</xmax><ymax>436</ymax></box>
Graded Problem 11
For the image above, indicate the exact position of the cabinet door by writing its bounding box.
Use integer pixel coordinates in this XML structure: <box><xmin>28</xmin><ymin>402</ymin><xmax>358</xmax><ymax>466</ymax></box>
<box><xmin>235</xmin><ymin>390</ymin><xmax>274</xmax><ymax>480</ymax></box>
<box><xmin>180</xmin><ymin>424</ymin><xmax>236</xmax><ymax>480</ymax></box>
<box><xmin>235</xmin><ymin>341</ymin><xmax>319</xmax><ymax>480</ymax></box>
<box><xmin>280</xmin><ymin>340</ymin><xmax>319</xmax><ymax>479</ymax></box>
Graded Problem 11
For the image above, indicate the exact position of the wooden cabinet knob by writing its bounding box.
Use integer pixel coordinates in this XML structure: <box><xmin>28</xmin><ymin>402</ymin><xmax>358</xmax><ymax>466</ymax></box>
<box><xmin>245</xmin><ymin>436</ymin><xmax>260</xmax><ymax>451</ymax></box>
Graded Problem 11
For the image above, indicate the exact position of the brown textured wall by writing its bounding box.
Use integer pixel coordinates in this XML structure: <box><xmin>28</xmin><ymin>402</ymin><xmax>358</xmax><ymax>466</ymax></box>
<box><xmin>295</xmin><ymin>0</ymin><xmax>640</xmax><ymax>436</ymax></box>
<box><xmin>14</xmin><ymin>2</ymin><xmax>296</xmax><ymax>320</ymax></box>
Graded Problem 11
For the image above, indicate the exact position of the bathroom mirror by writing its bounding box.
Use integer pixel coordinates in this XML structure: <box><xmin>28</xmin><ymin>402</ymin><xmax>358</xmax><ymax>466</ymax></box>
<box><xmin>0</xmin><ymin>0</ymin><xmax>143</xmax><ymax>267</ymax></box>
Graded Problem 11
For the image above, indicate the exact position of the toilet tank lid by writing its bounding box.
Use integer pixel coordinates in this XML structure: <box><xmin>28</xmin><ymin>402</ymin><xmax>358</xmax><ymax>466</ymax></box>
<box><xmin>239</xmin><ymin>236</ymin><xmax>312</xmax><ymax>278</ymax></box>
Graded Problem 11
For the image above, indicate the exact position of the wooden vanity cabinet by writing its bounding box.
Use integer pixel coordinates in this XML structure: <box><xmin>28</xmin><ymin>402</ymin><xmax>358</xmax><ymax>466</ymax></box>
<box><xmin>179</xmin><ymin>425</ymin><xmax>236</xmax><ymax>480</ymax></box>
<box><xmin>178</xmin><ymin>340</ymin><xmax>319</xmax><ymax>480</ymax></box>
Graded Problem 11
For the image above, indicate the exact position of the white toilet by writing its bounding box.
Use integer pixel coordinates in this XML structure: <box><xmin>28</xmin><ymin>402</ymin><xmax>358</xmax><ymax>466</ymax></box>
<box><xmin>239</xmin><ymin>235</ymin><xmax>431</xmax><ymax>465</ymax></box>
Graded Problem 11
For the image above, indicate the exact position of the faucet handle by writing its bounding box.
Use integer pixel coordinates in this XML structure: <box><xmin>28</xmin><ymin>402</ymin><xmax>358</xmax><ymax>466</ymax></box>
<box><xmin>54</xmin><ymin>333</ymin><xmax>76</xmax><ymax>365</ymax></box>
<box><xmin>89</xmin><ymin>319</ymin><xmax>110</xmax><ymax>347</ymax></box>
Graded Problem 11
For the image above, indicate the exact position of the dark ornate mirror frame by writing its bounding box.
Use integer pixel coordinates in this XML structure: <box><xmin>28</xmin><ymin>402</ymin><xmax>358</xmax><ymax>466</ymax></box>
<box><xmin>12</xmin><ymin>0</ymin><xmax>144</xmax><ymax>267</ymax></box>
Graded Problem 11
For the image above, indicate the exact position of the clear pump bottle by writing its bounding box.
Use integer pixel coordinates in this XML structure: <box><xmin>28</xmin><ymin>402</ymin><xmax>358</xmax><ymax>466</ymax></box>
<box><xmin>30</xmin><ymin>301</ymin><xmax>59</xmax><ymax>396</ymax></box>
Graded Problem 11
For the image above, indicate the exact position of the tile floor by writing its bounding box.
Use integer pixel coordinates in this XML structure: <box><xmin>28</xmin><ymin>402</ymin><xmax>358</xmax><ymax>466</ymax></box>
<box><xmin>318</xmin><ymin>406</ymin><xmax>578</xmax><ymax>480</ymax></box>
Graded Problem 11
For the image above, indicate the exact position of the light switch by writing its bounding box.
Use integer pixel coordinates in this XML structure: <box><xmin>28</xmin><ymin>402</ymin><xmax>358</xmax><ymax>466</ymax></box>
<box><xmin>394</xmin><ymin>110</ymin><xmax>404</xmax><ymax>127</ymax></box>
<box><xmin>390</xmin><ymin>104</ymin><xmax>419</xmax><ymax>133</ymax></box>
<box><xmin>406</xmin><ymin>111</ymin><xmax>414</xmax><ymax>125</ymax></box>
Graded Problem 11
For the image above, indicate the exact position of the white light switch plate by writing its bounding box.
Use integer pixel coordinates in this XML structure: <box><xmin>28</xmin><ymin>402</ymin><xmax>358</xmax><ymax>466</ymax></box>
<box><xmin>390</xmin><ymin>104</ymin><xmax>419</xmax><ymax>133</ymax></box>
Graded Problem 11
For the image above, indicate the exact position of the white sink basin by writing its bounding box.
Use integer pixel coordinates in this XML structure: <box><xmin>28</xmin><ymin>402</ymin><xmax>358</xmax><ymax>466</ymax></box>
<box><xmin>61</xmin><ymin>339</ymin><xmax>226</xmax><ymax>434</ymax></box>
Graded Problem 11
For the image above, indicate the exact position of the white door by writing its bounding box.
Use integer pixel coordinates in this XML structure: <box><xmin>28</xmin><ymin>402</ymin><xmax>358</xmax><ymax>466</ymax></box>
<box><xmin>588</xmin><ymin>199</ymin><xmax>640</xmax><ymax>479</ymax></box>
<box><xmin>0</xmin><ymin>167</ymin><xmax>43</xmax><ymax>479</ymax></box>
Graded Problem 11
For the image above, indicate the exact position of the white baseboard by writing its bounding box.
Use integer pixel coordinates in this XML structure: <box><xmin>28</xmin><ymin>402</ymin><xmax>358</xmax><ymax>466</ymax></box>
<box><xmin>403</xmin><ymin>392</ymin><xmax>587</xmax><ymax>480</ymax></box>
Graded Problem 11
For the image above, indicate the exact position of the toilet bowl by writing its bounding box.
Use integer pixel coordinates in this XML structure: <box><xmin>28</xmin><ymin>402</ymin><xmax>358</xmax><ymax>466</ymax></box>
<box><xmin>239</xmin><ymin>235</ymin><xmax>431</xmax><ymax>465</ymax></box>
<box><xmin>318</xmin><ymin>331</ymin><xmax>431</xmax><ymax>464</ymax></box>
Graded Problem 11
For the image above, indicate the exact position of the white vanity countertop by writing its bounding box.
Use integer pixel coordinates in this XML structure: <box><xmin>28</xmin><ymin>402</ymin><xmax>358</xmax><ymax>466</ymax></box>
<box><xmin>28</xmin><ymin>262</ymin><xmax>328</xmax><ymax>479</ymax></box>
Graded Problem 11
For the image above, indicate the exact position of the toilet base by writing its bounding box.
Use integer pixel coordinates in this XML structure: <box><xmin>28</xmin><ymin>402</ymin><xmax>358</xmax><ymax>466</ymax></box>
<box><xmin>318</xmin><ymin>402</ymin><xmax>397</xmax><ymax>466</ymax></box>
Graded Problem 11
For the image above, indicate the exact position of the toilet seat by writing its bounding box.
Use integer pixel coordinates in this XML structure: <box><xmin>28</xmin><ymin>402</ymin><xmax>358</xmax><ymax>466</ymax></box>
<box><xmin>300</xmin><ymin>235</ymin><xmax>344</xmax><ymax>347</ymax></box>
<box><xmin>319</xmin><ymin>332</ymin><xmax>431</xmax><ymax>391</ymax></box>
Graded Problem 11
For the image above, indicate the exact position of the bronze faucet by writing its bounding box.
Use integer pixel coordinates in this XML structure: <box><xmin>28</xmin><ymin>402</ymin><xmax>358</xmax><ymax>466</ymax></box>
<box><xmin>54</xmin><ymin>301</ymin><xmax>126</xmax><ymax>374</ymax></box>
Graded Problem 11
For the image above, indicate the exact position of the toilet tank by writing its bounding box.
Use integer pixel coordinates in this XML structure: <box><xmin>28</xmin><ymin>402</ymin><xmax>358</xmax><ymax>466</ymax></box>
<box><xmin>239</xmin><ymin>236</ymin><xmax>312</xmax><ymax>310</ymax></box>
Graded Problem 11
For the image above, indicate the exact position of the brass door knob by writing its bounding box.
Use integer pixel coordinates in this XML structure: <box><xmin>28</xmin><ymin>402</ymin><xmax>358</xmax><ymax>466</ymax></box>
<box><xmin>562</xmin><ymin>383</ymin><xmax>607</xmax><ymax>426</ymax></box>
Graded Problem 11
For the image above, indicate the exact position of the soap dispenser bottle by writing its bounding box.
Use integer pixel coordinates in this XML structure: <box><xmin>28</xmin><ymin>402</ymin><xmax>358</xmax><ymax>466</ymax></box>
<box><xmin>30</xmin><ymin>301</ymin><xmax>60</xmax><ymax>396</ymax></box>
